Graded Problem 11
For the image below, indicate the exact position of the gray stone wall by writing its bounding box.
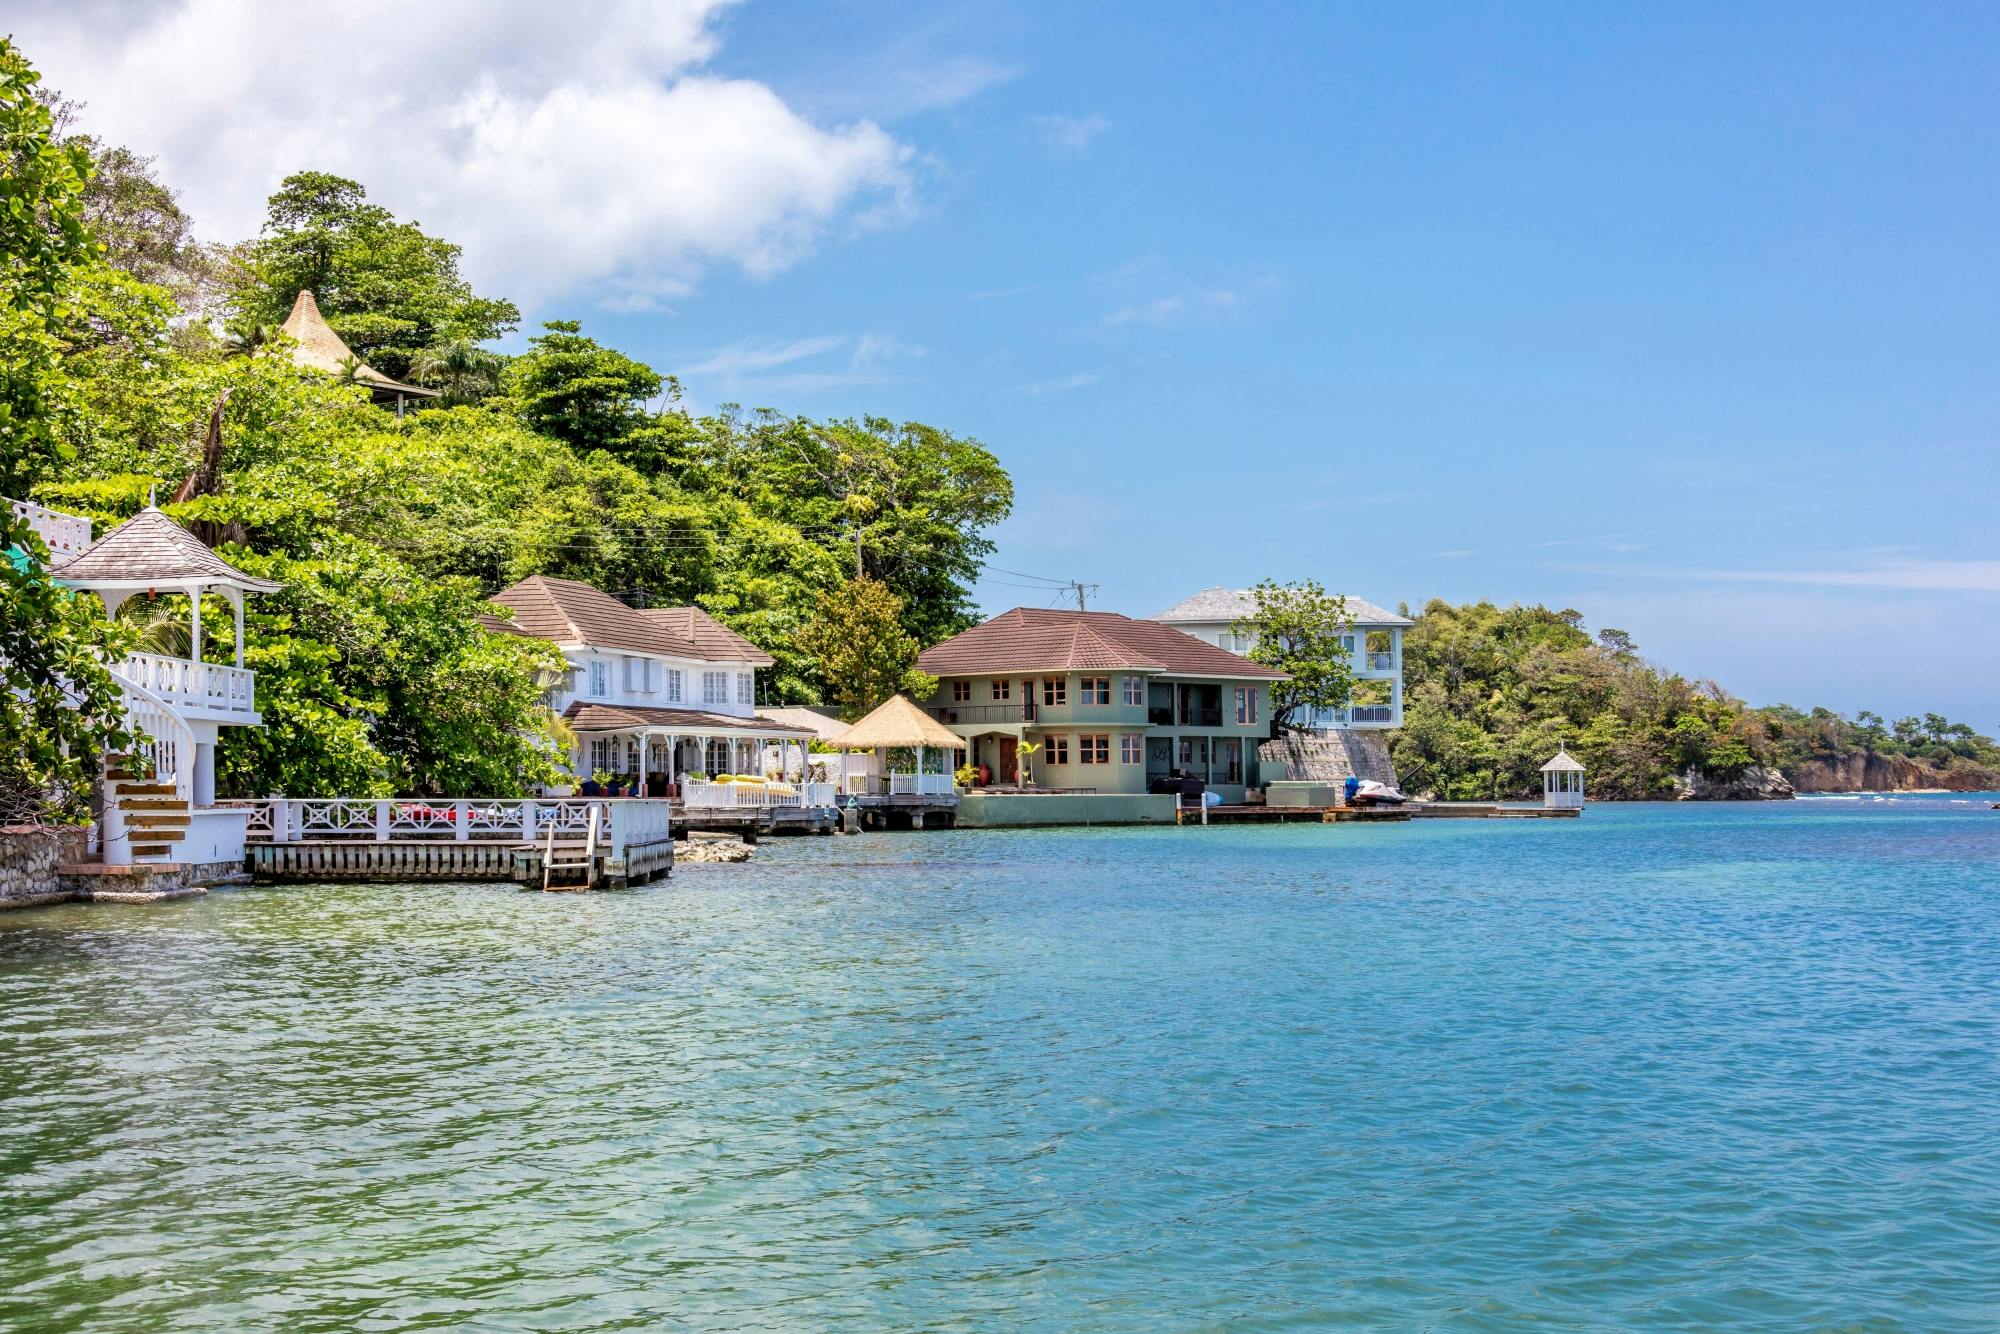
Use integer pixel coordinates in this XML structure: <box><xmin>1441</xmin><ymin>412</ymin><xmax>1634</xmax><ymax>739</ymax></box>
<box><xmin>1258</xmin><ymin>731</ymin><xmax>1400</xmax><ymax>788</ymax></box>
<box><xmin>0</xmin><ymin>828</ymin><xmax>67</xmax><ymax>909</ymax></box>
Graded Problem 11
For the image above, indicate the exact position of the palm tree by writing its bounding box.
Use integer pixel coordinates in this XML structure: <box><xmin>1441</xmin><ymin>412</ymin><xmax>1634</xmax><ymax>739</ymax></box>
<box><xmin>115</xmin><ymin>595</ymin><xmax>193</xmax><ymax>658</ymax></box>
<box><xmin>408</xmin><ymin>340</ymin><xmax>505</xmax><ymax>404</ymax></box>
<box><xmin>220</xmin><ymin>319</ymin><xmax>276</xmax><ymax>358</ymax></box>
<box><xmin>1016</xmin><ymin>740</ymin><xmax>1041</xmax><ymax>790</ymax></box>
<box><xmin>334</xmin><ymin>354</ymin><xmax>371</xmax><ymax>387</ymax></box>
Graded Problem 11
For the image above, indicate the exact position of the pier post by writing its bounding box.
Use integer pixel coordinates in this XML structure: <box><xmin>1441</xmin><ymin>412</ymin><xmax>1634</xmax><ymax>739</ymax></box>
<box><xmin>454</xmin><ymin>800</ymin><xmax>470</xmax><ymax>841</ymax></box>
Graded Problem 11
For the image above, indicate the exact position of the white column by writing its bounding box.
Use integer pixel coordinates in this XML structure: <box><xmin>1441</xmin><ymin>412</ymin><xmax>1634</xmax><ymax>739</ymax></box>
<box><xmin>190</xmin><ymin>583</ymin><xmax>204</xmax><ymax>663</ymax></box>
<box><xmin>231</xmin><ymin>590</ymin><xmax>246</xmax><ymax>668</ymax></box>
<box><xmin>193</xmin><ymin>741</ymin><xmax>216</xmax><ymax>807</ymax></box>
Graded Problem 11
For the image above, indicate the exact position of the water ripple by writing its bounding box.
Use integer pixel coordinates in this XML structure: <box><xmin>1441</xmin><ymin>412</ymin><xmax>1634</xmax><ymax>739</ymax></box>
<box><xmin>2</xmin><ymin>800</ymin><xmax>1998</xmax><ymax>1329</ymax></box>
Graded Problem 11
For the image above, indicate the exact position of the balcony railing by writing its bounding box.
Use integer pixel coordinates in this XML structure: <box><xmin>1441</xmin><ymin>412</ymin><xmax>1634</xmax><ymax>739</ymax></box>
<box><xmin>9</xmin><ymin>498</ymin><xmax>92</xmax><ymax>559</ymax></box>
<box><xmin>111</xmin><ymin>652</ymin><xmax>257</xmax><ymax>717</ymax></box>
<box><xmin>890</xmin><ymin>773</ymin><xmax>958</xmax><ymax>796</ymax></box>
<box><xmin>931</xmin><ymin>702</ymin><xmax>1034</xmax><ymax>726</ymax></box>
<box><xmin>1365</xmin><ymin>652</ymin><xmax>1396</xmax><ymax>672</ymax></box>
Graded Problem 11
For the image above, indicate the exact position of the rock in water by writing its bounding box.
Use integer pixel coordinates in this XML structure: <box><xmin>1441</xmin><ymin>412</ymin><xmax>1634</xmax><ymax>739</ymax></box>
<box><xmin>676</xmin><ymin>838</ymin><xmax>754</xmax><ymax>864</ymax></box>
<box><xmin>1675</xmin><ymin>766</ymin><xmax>1796</xmax><ymax>801</ymax></box>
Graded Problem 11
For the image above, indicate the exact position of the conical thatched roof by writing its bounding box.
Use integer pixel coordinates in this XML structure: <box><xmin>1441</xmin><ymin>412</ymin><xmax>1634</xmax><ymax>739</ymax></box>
<box><xmin>830</xmin><ymin>694</ymin><xmax>967</xmax><ymax>751</ymax></box>
<box><xmin>278</xmin><ymin>290</ymin><xmax>436</xmax><ymax>397</ymax></box>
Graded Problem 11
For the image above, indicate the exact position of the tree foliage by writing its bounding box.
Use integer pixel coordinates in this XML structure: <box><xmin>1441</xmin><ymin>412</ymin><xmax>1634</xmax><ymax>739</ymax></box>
<box><xmin>1233</xmin><ymin>579</ymin><xmax>1354</xmax><ymax>730</ymax></box>
<box><xmin>798</xmin><ymin>577</ymin><xmax>937</xmax><ymax>720</ymax></box>
<box><xmin>228</xmin><ymin>171</ymin><xmax>519</xmax><ymax>379</ymax></box>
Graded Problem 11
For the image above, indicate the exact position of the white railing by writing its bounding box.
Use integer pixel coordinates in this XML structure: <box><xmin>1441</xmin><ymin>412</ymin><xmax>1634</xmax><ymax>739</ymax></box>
<box><xmin>9</xmin><ymin>498</ymin><xmax>91</xmax><ymax>558</ymax></box>
<box><xmin>223</xmin><ymin>797</ymin><xmax>672</xmax><ymax>852</ymax></box>
<box><xmin>111</xmin><ymin>652</ymin><xmax>257</xmax><ymax>717</ymax></box>
<box><xmin>1348</xmin><ymin>705</ymin><xmax>1395</xmax><ymax>724</ymax></box>
<box><xmin>681</xmin><ymin>779</ymin><xmax>841</xmax><ymax>810</ymax></box>
<box><xmin>103</xmin><ymin>675</ymin><xmax>197</xmax><ymax>866</ymax></box>
<box><xmin>888</xmin><ymin>773</ymin><xmax>957</xmax><ymax>796</ymax></box>
<box><xmin>1365</xmin><ymin>652</ymin><xmax>1396</xmax><ymax>672</ymax></box>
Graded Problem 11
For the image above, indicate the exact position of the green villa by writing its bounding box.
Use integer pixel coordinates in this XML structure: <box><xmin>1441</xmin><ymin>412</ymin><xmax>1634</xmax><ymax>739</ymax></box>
<box><xmin>915</xmin><ymin>608</ymin><xmax>1287</xmax><ymax>804</ymax></box>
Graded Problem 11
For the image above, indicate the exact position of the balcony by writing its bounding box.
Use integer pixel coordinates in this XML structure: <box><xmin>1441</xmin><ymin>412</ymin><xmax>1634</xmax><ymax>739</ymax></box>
<box><xmin>111</xmin><ymin>652</ymin><xmax>258</xmax><ymax>719</ymax></box>
<box><xmin>1365</xmin><ymin>652</ymin><xmax>1396</xmax><ymax>672</ymax></box>
<box><xmin>931</xmin><ymin>702</ymin><xmax>1035</xmax><ymax>726</ymax></box>
<box><xmin>9</xmin><ymin>498</ymin><xmax>92</xmax><ymax>559</ymax></box>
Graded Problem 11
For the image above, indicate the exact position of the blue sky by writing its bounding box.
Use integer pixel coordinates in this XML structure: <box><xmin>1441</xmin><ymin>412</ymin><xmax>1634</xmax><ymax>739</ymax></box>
<box><xmin>24</xmin><ymin>1</ymin><xmax>2000</xmax><ymax>724</ymax></box>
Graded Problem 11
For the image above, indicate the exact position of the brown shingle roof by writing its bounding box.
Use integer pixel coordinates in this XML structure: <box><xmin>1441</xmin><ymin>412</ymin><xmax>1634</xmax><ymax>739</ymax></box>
<box><xmin>642</xmin><ymin>606</ymin><xmax>775</xmax><ymax>667</ymax></box>
<box><xmin>53</xmin><ymin>507</ymin><xmax>282</xmax><ymax>591</ymax></box>
<box><xmin>491</xmin><ymin>576</ymin><xmax>777</xmax><ymax>665</ymax></box>
<box><xmin>491</xmin><ymin>576</ymin><xmax>702</xmax><ymax>657</ymax></box>
<box><xmin>563</xmin><ymin>701</ymin><xmax>814</xmax><ymax>735</ymax></box>
<box><xmin>917</xmin><ymin>608</ymin><xmax>1286</xmax><ymax>680</ymax></box>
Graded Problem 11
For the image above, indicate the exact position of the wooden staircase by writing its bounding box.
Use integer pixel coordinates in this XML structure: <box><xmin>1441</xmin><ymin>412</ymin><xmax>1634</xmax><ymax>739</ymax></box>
<box><xmin>104</xmin><ymin>755</ymin><xmax>191</xmax><ymax>861</ymax></box>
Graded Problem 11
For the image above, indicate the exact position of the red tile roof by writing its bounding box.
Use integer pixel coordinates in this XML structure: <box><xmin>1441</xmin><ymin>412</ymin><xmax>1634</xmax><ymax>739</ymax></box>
<box><xmin>917</xmin><ymin>608</ymin><xmax>1287</xmax><ymax>680</ymax></box>
<box><xmin>489</xmin><ymin>576</ymin><xmax>774</xmax><ymax>665</ymax></box>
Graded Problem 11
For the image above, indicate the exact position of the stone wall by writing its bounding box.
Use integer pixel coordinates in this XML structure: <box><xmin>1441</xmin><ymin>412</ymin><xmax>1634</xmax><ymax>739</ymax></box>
<box><xmin>0</xmin><ymin>827</ymin><xmax>68</xmax><ymax>909</ymax></box>
<box><xmin>1257</xmin><ymin>730</ymin><xmax>1400</xmax><ymax>788</ymax></box>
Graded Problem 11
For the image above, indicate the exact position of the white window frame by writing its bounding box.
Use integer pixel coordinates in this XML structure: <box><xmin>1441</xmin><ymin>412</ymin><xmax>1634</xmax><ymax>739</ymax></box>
<box><xmin>703</xmin><ymin>671</ymin><xmax>728</xmax><ymax>705</ymax></box>
<box><xmin>1119</xmin><ymin>734</ymin><xmax>1142</xmax><ymax>764</ymax></box>
<box><xmin>665</xmin><ymin>668</ymin><xmax>683</xmax><ymax>703</ymax></box>
<box><xmin>1122</xmin><ymin>675</ymin><xmax>1144</xmax><ymax>706</ymax></box>
<box><xmin>737</xmin><ymin>672</ymin><xmax>754</xmax><ymax>706</ymax></box>
<box><xmin>589</xmin><ymin>660</ymin><xmax>611</xmax><ymax>698</ymax></box>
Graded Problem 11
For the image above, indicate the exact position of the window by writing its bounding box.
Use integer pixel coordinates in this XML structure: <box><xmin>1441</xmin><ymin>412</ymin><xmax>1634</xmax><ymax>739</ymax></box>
<box><xmin>1179</xmin><ymin>736</ymin><xmax>1207</xmax><ymax>766</ymax></box>
<box><xmin>705</xmin><ymin>738</ymin><xmax>731</xmax><ymax>774</ymax></box>
<box><xmin>1044</xmin><ymin>734</ymin><xmax>1070</xmax><ymax>765</ymax></box>
<box><xmin>588</xmin><ymin>660</ymin><xmax>611</xmax><ymax>698</ymax></box>
<box><xmin>1120</xmin><ymin>734</ymin><xmax>1143</xmax><ymax>764</ymax></box>
<box><xmin>1078</xmin><ymin>734</ymin><xmax>1110</xmax><ymax>765</ymax></box>
<box><xmin>665</xmin><ymin>668</ymin><xmax>683</xmax><ymax>703</ymax></box>
<box><xmin>991</xmin><ymin>679</ymin><xmax>1010</xmax><ymax>701</ymax></box>
<box><xmin>1122</xmin><ymin>675</ymin><xmax>1144</xmax><ymax>706</ymax></box>
<box><xmin>1043</xmin><ymin>677</ymin><xmax>1067</xmax><ymax>706</ymax></box>
<box><xmin>1235</xmin><ymin>687</ymin><xmax>1258</xmax><ymax>725</ymax></box>
<box><xmin>1079</xmin><ymin>676</ymin><xmax>1110</xmax><ymax>705</ymax></box>
<box><xmin>952</xmin><ymin>680</ymin><xmax>972</xmax><ymax>703</ymax></box>
<box><xmin>703</xmin><ymin>671</ymin><xmax>728</xmax><ymax>705</ymax></box>
<box><xmin>590</xmin><ymin>738</ymin><xmax>610</xmax><ymax>771</ymax></box>
<box><xmin>737</xmin><ymin>672</ymin><xmax>754</xmax><ymax>706</ymax></box>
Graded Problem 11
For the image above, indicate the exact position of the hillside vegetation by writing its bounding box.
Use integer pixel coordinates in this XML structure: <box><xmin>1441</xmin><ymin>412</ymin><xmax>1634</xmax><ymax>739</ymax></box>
<box><xmin>1391</xmin><ymin>600</ymin><xmax>2000</xmax><ymax>800</ymax></box>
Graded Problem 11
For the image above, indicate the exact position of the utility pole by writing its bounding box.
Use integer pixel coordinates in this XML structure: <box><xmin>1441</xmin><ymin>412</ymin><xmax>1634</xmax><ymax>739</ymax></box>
<box><xmin>1070</xmin><ymin>581</ymin><xmax>1091</xmax><ymax>611</ymax></box>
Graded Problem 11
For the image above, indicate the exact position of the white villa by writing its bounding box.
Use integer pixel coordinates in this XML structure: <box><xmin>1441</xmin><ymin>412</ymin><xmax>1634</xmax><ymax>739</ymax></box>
<box><xmin>486</xmin><ymin>575</ymin><xmax>814</xmax><ymax>794</ymax></box>
<box><xmin>1152</xmin><ymin>587</ymin><xmax>1411</xmax><ymax>729</ymax></box>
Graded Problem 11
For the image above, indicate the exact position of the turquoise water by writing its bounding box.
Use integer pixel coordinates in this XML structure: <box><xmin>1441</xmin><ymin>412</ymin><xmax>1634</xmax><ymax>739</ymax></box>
<box><xmin>2</xmin><ymin>798</ymin><xmax>1998</xmax><ymax>1330</ymax></box>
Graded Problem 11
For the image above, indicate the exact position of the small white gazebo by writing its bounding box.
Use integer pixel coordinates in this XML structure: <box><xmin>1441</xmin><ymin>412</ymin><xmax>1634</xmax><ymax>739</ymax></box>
<box><xmin>1541</xmin><ymin>747</ymin><xmax>1586</xmax><ymax>809</ymax></box>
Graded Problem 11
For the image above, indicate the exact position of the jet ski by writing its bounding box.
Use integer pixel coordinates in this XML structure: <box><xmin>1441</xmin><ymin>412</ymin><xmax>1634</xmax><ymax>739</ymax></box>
<box><xmin>1349</xmin><ymin>779</ymin><xmax>1408</xmax><ymax>808</ymax></box>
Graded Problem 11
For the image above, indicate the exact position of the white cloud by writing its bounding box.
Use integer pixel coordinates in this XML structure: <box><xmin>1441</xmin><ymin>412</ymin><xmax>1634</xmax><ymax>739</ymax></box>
<box><xmin>1661</xmin><ymin>558</ymin><xmax>2000</xmax><ymax>594</ymax></box>
<box><xmin>12</xmin><ymin>0</ymin><xmax>915</xmax><ymax>307</ymax></box>
<box><xmin>676</xmin><ymin>331</ymin><xmax>922</xmax><ymax>402</ymax></box>
<box><xmin>1094</xmin><ymin>257</ymin><xmax>1284</xmax><ymax>331</ymax></box>
<box><xmin>1035</xmin><ymin>113</ymin><xmax>1109</xmax><ymax>156</ymax></box>
<box><xmin>1021</xmin><ymin>371</ymin><xmax>1100</xmax><ymax>395</ymax></box>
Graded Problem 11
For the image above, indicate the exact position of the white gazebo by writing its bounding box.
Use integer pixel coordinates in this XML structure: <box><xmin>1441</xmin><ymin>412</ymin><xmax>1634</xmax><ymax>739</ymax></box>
<box><xmin>1541</xmin><ymin>747</ymin><xmax>1586</xmax><ymax>809</ymax></box>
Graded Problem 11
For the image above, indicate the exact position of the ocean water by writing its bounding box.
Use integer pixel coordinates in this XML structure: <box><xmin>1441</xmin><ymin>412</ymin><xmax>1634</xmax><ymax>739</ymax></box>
<box><xmin>2</xmin><ymin>798</ymin><xmax>1997</xmax><ymax>1331</ymax></box>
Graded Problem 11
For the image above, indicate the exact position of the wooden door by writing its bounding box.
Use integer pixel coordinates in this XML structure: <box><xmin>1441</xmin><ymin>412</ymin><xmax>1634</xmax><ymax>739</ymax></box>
<box><xmin>999</xmin><ymin>736</ymin><xmax>1018</xmax><ymax>784</ymax></box>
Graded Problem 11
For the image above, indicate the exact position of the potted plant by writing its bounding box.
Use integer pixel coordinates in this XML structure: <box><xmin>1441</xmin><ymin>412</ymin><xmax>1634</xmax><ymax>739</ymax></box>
<box><xmin>955</xmin><ymin>763</ymin><xmax>979</xmax><ymax>792</ymax></box>
<box><xmin>584</xmin><ymin>768</ymin><xmax>612</xmax><ymax>797</ymax></box>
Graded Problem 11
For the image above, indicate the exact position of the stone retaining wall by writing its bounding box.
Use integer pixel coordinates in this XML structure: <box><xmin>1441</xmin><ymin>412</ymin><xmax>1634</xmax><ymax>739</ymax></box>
<box><xmin>0</xmin><ymin>827</ymin><xmax>67</xmax><ymax>909</ymax></box>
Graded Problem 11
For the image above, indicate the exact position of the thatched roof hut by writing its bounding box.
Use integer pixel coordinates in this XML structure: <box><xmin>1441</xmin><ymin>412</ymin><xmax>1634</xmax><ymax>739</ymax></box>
<box><xmin>830</xmin><ymin>695</ymin><xmax>966</xmax><ymax>752</ymax></box>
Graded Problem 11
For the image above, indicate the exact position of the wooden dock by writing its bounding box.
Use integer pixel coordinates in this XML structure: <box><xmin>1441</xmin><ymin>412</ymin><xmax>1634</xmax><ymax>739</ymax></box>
<box><xmin>1177</xmin><ymin>804</ymin><xmax>1414</xmax><ymax>825</ymax></box>
<box><xmin>250</xmin><ymin>836</ymin><xmax>676</xmax><ymax>888</ymax></box>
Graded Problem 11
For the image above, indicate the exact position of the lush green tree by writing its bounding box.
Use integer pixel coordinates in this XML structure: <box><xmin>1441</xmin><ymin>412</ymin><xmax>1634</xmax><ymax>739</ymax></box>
<box><xmin>0</xmin><ymin>514</ymin><xmax>134</xmax><ymax>824</ymax></box>
<box><xmin>1231</xmin><ymin>579</ymin><xmax>1354</xmax><ymax>730</ymax></box>
<box><xmin>0</xmin><ymin>40</ymin><xmax>96</xmax><ymax>495</ymax></box>
<box><xmin>504</xmin><ymin>320</ymin><xmax>666</xmax><ymax>450</ymax></box>
<box><xmin>228</xmin><ymin>171</ymin><xmax>518</xmax><ymax>378</ymax></box>
<box><xmin>408</xmin><ymin>339</ymin><xmax>507</xmax><ymax>405</ymax></box>
<box><xmin>798</xmin><ymin>577</ymin><xmax>937</xmax><ymax>720</ymax></box>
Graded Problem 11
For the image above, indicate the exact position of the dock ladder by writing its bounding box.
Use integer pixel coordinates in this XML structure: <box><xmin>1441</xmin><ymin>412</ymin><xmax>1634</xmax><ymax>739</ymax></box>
<box><xmin>541</xmin><ymin>806</ymin><xmax>600</xmax><ymax>891</ymax></box>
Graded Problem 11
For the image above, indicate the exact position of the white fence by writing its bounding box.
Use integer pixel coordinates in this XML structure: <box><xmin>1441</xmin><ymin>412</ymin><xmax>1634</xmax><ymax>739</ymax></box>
<box><xmin>10</xmin><ymin>497</ymin><xmax>91</xmax><ymax>558</ymax></box>
<box><xmin>112</xmin><ymin>652</ymin><xmax>257</xmax><ymax>717</ymax></box>
<box><xmin>680</xmin><ymin>781</ymin><xmax>838</xmax><ymax>810</ymax></box>
<box><xmin>225</xmin><ymin>797</ymin><xmax>673</xmax><ymax>860</ymax></box>
<box><xmin>841</xmin><ymin>773</ymin><xmax>957</xmax><ymax>797</ymax></box>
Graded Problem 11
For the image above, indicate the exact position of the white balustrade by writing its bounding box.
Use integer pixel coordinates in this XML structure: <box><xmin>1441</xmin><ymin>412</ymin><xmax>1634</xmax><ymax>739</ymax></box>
<box><xmin>888</xmin><ymin>773</ymin><xmax>957</xmax><ymax>796</ymax></box>
<box><xmin>223</xmin><ymin>797</ymin><xmax>675</xmax><ymax>847</ymax></box>
<box><xmin>112</xmin><ymin>652</ymin><xmax>257</xmax><ymax>717</ymax></box>
<box><xmin>9</xmin><ymin>498</ymin><xmax>91</xmax><ymax>558</ymax></box>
